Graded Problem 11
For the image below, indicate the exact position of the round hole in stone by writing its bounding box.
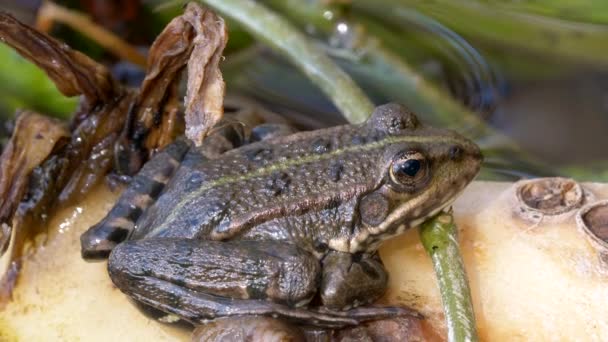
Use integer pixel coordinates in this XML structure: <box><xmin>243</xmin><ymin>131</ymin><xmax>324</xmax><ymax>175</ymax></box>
<box><xmin>578</xmin><ymin>200</ymin><xmax>608</xmax><ymax>244</ymax></box>
<box><xmin>516</xmin><ymin>177</ymin><xmax>584</xmax><ymax>216</ymax></box>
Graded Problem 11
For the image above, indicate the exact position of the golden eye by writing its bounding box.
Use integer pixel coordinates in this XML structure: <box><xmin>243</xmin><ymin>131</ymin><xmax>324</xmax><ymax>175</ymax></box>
<box><xmin>389</xmin><ymin>151</ymin><xmax>429</xmax><ymax>189</ymax></box>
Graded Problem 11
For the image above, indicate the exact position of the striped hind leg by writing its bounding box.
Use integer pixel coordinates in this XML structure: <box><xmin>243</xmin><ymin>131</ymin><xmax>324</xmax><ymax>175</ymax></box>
<box><xmin>80</xmin><ymin>139</ymin><xmax>190</xmax><ymax>259</ymax></box>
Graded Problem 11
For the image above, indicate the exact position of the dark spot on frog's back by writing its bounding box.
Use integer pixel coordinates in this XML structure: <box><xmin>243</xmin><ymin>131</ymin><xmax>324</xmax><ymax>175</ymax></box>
<box><xmin>244</xmin><ymin>147</ymin><xmax>273</xmax><ymax>163</ymax></box>
<box><xmin>311</xmin><ymin>138</ymin><xmax>331</xmax><ymax>154</ymax></box>
<box><xmin>369</xmin><ymin>103</ymin><xmax>419</xmax><ymax>134</ymax></box>
<box><xmin>329</xmin><ymin>161</ymin><xmax>343</xmax><ymax>182</ymax></box>
<box><xmin>264</xmin><ymin>172</ymin><xmax>291</xmax><ymax>196</ymax></box>
<box><xmin>351</xmin><ymin>135</ymin><xmax>366</xmax><ymax>146</ymax></box>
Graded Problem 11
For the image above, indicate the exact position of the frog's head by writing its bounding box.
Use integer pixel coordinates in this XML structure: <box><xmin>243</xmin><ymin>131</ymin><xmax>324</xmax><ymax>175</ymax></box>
<box><xmin>348</xmin><ymin>103</ymin><xmax>482</xmax><ymax>252</ymax></box>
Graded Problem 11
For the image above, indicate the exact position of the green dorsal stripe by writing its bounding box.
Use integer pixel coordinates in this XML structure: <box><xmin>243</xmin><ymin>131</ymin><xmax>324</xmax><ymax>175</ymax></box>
<box><xmin>150</xmin><ymin>134</ymin><xmax>463</xmax><ymax>234</ymax></box>
<box><xmin>203</xmin><ymin>135</ymin><xmax>462</xmax><ymax>191</ymax></box>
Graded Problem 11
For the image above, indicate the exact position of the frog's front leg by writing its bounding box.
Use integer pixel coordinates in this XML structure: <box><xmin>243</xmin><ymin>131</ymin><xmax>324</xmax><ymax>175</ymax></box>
<box><xmin>320</xmin><ymin>251</ymin><xmax>388</xmax><ymax>310</ymax></box>
<box><xmin>107</xmin><ymin>239</ymin><xmax>409</xmax><ymax>328</ymax></box>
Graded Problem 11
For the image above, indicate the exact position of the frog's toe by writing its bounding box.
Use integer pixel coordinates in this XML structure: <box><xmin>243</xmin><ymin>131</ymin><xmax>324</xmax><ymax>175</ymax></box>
<box><xmin>318</xmin><ymin>305</ymin><xmax>423</xmax><ymax>323</ymax></box>
<box><xmin>80</xmin><ymin>223</ymin><xmax>128</xmax><ymax>259</ymax></box>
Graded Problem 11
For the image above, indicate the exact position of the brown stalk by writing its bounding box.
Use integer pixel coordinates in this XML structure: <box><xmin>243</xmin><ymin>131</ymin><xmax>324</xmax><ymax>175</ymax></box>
<box><xmin>36</xmin><ymin>1</ymin><xmax>147</xmax><ymax>67</ymax></box>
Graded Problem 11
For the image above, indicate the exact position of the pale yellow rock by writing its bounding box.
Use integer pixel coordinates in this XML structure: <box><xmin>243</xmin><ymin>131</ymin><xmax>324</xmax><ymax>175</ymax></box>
<box><xmin>1</xmin><ymin>181</ymin><xmax>607</xmax><ymax>341</ymax></box>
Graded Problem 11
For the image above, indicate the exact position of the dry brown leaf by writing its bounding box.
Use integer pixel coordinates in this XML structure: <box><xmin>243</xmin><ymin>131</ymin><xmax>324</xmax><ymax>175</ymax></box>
<box><xmin>0</xmin><ymin>112</ymin><xmax>69</xmax><ymax>306</ymax></box>
<box><xmin>182</xmin><ymin>3</ymin><xmax>227</xmax><ymax>146</ymax></box>
<box><xmin>126</xmin><ymin>2</ymin><xmax>227</xmax><ymax>153</ymax></box>
<box><xmin>0</xmin><ymin>12</ymin><xmax>116</xmax><ymax>107</ymax></box>
<box><xmin>0</xmin><ymin>13</ymin><xmax>133</xmax><ymax>302</ymax></box>
<box><xmin>0</xmin><ymin>112</ymin><xmax>69</xmax><ymax>252</ymax></box>
<box><xmin>130</xmin><ymin>5</ymin><xmax>194</xmax><ymax>155</ymax></box>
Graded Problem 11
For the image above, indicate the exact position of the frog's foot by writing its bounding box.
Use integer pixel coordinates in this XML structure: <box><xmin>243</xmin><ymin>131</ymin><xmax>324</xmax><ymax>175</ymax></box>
<box><xmin>80</xmin><ymin>139</ymin><xmax>190</xmax><ymax>259</ymax></box>
<box><xmin>314</xmin><ymin>305</ymin><xmax>423</xmax><ymax>322</ymax></box>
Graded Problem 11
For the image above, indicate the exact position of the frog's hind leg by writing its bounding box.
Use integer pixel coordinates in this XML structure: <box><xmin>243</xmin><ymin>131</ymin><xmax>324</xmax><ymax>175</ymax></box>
<box><xmin>107</xmin><ymin>239</ymin><xmax>411</xmax><ymax>328</ymax></box>
<box><xmin>80</xmin><ymin>139</ymin><xmax>190</xmax><ymax>259</ymax></box>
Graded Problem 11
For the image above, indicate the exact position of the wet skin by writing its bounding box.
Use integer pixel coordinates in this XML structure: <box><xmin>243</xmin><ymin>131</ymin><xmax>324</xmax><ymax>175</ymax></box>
<box><xmin>81</xmin><ymin>103</ymin><xmax>482</xmax><ymax>328</ymax></box>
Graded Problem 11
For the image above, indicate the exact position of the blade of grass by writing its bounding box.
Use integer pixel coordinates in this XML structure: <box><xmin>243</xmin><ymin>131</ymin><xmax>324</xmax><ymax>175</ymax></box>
<box><xmin>198</xmin><ymin>0</ymin><xmax>374</xmax><ymax>124</ymax></box>
<box><xmin>263</xmin><ymin>0</ymin><xmax>487</xmax><ymax>132</ymax></box>
<box><xmin>420</xmin><ymin>211</ymin><xmax>479</xmax><ymax>342</ymax></box>
<box><xmin>0</xmin><ymin>43</ymin><xmax>77</xmax><ymax>118</ymax></box>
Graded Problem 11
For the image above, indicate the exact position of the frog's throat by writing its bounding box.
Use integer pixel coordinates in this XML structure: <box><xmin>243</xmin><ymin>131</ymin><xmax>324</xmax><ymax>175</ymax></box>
<box><xmin>150</xmin><ymin>134</ymin><xmax>470</xmax><ymax>237</ymax></box>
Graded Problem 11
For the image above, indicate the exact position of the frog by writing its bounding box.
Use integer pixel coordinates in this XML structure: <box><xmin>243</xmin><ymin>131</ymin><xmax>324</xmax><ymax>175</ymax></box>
<box><xmin>80</xmin><ymin>103</ymin><xmax>482</xmax><ymax>328</ymax></box>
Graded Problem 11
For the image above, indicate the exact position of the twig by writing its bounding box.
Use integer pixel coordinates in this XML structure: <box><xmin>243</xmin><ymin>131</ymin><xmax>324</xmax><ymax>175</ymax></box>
<box><xmin>36</xmin><ymin>1</ymin><xmax>147</xmax><ymax>67</ymax></box>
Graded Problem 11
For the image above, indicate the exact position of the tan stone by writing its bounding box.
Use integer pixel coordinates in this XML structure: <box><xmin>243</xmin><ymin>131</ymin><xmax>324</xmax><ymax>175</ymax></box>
<box><xmin>2</xmin><ymin>181</ymin><xmax>607</xmax><ymax>341</ymax></box>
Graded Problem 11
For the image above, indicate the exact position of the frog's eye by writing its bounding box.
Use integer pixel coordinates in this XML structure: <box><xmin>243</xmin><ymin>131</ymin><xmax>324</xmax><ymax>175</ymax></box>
<box><xmin>389</xmin><ymin>151</ymin><xmax>429</xmax><ymax>190</ymax></box>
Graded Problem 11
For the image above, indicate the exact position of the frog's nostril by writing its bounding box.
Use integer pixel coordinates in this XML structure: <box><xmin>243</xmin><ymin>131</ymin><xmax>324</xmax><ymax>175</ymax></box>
<box><xmin>448</xmin><ymin>145</ymin><xmax>464</xmax><ymax>161</ymax></box>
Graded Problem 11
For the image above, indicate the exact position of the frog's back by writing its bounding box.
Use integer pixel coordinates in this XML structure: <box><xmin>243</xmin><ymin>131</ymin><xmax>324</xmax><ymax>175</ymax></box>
<box><xmin>84</xmin><ymin>103</ymin><xmax>481</xmax><ymax>259</ymax></box>
<box><xmin>130</xmin><ymin>122</ymin><xmax>384</xmax><ymax>240</ymax></box>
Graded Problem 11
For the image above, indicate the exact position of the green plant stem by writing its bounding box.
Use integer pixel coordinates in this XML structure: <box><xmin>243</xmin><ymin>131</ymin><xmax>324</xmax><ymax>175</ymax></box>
<box><xmin>198</xmin><ymin>0</ymin><xmax>374</xmax><ymax>124</ymax></box>
<box><xmin>263</xmin><ymin>0</ymin><xmax>488</xmax><ymax>133</ymax></box>
<box><xmin>262</xmin><ymin>0</ymin><xmax>554</xmax><ymax>177</ymax></box>
<box><xmin>420</xmin><ymin>212</ymin><xmax>479</xmax><ymax>342</ymax></box>
<box><xmin>0</xmin><ymin>44</ymin><xmax>77</xmax><ymax>118</ymax></box>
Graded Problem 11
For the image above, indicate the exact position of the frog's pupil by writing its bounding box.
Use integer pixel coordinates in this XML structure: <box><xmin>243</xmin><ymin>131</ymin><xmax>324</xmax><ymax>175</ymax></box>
<box><xmin>398</xmin><ymin>159</ymin><xmax>420</xmax><ymax>177</ymax></box>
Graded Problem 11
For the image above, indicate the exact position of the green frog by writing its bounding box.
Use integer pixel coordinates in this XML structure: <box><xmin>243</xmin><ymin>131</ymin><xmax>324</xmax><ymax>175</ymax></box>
<box><xmin>80</xmin><ymin>103</ymin><xmax>482</xmax><ymax>328</ymax></box>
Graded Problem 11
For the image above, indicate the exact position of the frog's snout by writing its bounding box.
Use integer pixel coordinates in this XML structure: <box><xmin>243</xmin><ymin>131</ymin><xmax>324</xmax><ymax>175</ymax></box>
<box><xmin>447</xmin><ymin>140</ymin><xmax>483</xmax><ymax>185</ymax></box>
<box><xmin>470</xmin><ymin>144</ymin><xmax>484</xmax><ymax>163</ymax></box>
<box><xmin>465</xmin><ymin>145</ymin><xmax>483</xmax><ymax>183</ymax></box>
<box><xmin>465</xmin><ymin>144</ymin><xmax>483</xmax><ymax>169</ymax></box>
